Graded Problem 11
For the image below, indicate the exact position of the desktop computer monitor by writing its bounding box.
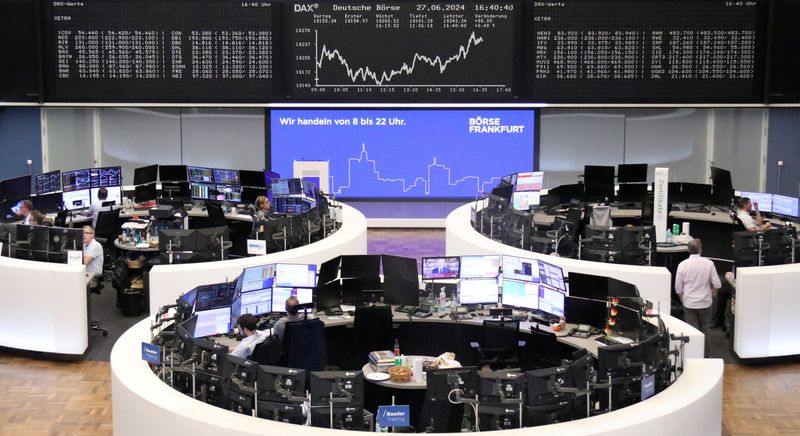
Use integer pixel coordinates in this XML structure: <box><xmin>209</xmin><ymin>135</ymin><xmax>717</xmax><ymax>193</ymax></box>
<box><xmin>584</xmin><ymin>165</ymin><xmax>615</xmax><ymax>185</ymax></box>
<box><xmin>566</xmin><ymin>272</ymin><xmax>608</xmax><ymax>300</ymax></box>
<box><xmin>194</xmin><ymin>282</ymin><xmax>235</xmax><ymax>311</ymax></box>
<box><xmin>501</xmin><ymin>279</ymin><xmax>538</xmax><ymax>310</ymax></box>
<box><xmin>275</xmin><ymin>263</ymin><xmax>317</xmax><ymax>288</ymax></box>
<box><xmin>133</xmin><ymin>165</ymin><xmax>158</xmax><ymax>185</ymax></box>
<box><xmin>310</xmin><ymin>370</ymin><xmax>364</xmax><ymax>406</ymax></box>
<box><xmin>34</xmin><ymin>192</ymin><xmax>63</xmax><ymax>214</ymax></box>
<box><xmin>538</xmin><ymin>285</ymin><xmax>565</xmax><ymax>317</ymax></box>
<box><xmin>515</xmin><ymin>171</ymin><xmax>544</xmax><ymax>192</ymax></box>
<box><xmin>502</xmin><ymin>255</ymin><xmax>541</xmax><ymax>283</ymax></box>
<box><xmin>426</xmin><ymin>366</ymin><xmax>478</xmax><ymax>401</ymax></box>
<box><xmin>194</xmin><ymin>227</ymin><xmax>230</xmax><ymax>261</ymax></box>
<box><xmin>615</xmin><ymin>183</ymin><xmax>648</xmax><ymax>203</ymax></box>
<box><xmin>340</xmin><ymin>255</ymin><xmax>381</xmax><ymax>279</ymax></box>
<box><xmin>382</xmin><ymin>277</ymin><xmax>419</xmax><ymax>306</ymax></box>
<box><xmin>272</xmin><ymin>287</ymin><xmax>313</xmax><ymax>309</ymax></box>
<box><xmin>422</xmin><ymin>256</ymin><xmax>460</xmax><ymax>280</ymax></box>
<box><xmin>1</xmin><ymin>175</ymin><xmax>31</xmax><ymax>204</ymax></box>
<box><xmin>48</xmin><ymin>227</ymin><xmax>82</xmax><ymax>254</ymax></box>
<box><xmin>236</xmin><ymin>288</ymin><xmax>273</xmax><ymax>317</ymax></box>
<box><xmin>159</xmin><ymin>228</ymin><xmax>195</xmax><ymax>253</ymax></box>
<box><xmin>478</xmin><ymin>370</ymin><xmax>525</xmax><ymax>402</ymax></box>
<box><xmin>240</xmin><ymin>170</ymin><xmax>267</xmax><ymax>188</ymax></box>
<box><xmin>62</xmin><ymin>169</ymin><xmax>91</xmax><ymax>192</ymax></box>
<box><xmin>740</xmin><ymin>192</ymin><xmax>776</xmax><ymax>213</ymax></box>
<box><xmin>35</xmin><ymin>170</ymin><xmax>61</xmax><ymax>195</ymax></box>
<box><xmin>257</xmin><ymin>365</ymin><xmax>307</xmax><ymax>403</ymax></box>
<box><xmin>564</xmin><ymin>296</ymin><xmax>607</xmax><ymax>329</ymax></box>
<box><xmin>193</xmin><ymin>306</ymin><xmax>231</xmax><ymax>338</ymax></box>
<box><xmin>213</xmin><ymin>168</ymin><xmax>240</xmax><ymax>185</ymax></box>
<box><xmin>62</xmin><ymin>189</ymin><xmax>91</xmax><ymax>210</ymax></box>
<box><xmin>771</xmin><ymin>194</ymin><xmax>799</xmax><ymax>218</ymax></box>
<box><xmin>537</xmin><ymin>260</ymin><xmax>566</xmax><ymax>293</ymax></box>
<box><xmin>460</xmin><ymin>255</ymin><xmax>501</xmax><ymax>279</ymax></box>
<box><xmin>90</xmin><ymin>166</ymin><xmax>122</xmax><ymax>188</ymax></box>
<box><xmin>134</xmin><ymin>183</ymin><xmax>157</xmax><ymax>203</ymax></box>
<box><xmin>159</xmin><ymin>165</ymin><xmax>188</xmax><ymax>182</ymax></box>
<box><xmin>317</xmin><ymin>256</ymin><xmax>341</xmax><ymax>286</ymax></box>
<box><xmin>91</xmin><ymin>186</ymin><xmax>122</xmax><ymax>206</ymax></box>
<box><xmin>458</xmin><ymin>278</ymin><xmax>499</xmax><ymax>305</ymax></box>
<box><xmin>380</xmin><ymin>254</ymin><xmax>418</xmax><ymax>281</ymax></box>
<box><xmin>213</xmin><ymin>184</ymin><xmax>243</xmax><ymax>203</ymax></box>
<box><xmin>237</xmin><ymin>264</ymin><xmax>276</xmax><ymax>293</ymax></box>
<box><xmin>257</xmin><ymin>400</ymin><xmax>305</xmax><ymax>425</ymax></box>
<box><xmin>188</xmin><ymin>166</ymin><xmax>215</xmax><ymax>184</ymax></box>
<box><xmin>616</xmin><ymin>164</ymin><xmax>648</xmax><ymax>183</ymax></box>
<box><xmin>710</xmin><ymin>166</ymin><xmax>734</xmax><ymax>205</ymax></box>
<box><xmin>190</xmin><ymin>182</ymin><xmax>214</xmax><ymax>201</ymax></box>
<box><xmin>511</xmin><ymin>191</ymin><xmax>541</xmax><ymax>210</ymax></box>
<box><xmin>314</xmin><ymin>281</ymin><xmax>342</xmax><ymax>311</ymax></box>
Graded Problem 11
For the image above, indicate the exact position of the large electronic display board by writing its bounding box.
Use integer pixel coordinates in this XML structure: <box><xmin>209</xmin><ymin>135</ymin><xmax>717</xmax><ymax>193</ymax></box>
<box><xmin>288</xmin><ymin>1</ymin><xmax>518</xmax><ymax>101</ymax></box>
<box><xmin>526</xmin><ymin>0</ymin><xmax>768</xmax><ymax>103</ymax></box>
<box><xmin>42</xmin><ymin>0</ymin><xmax>276</xmax><ymax>102</ymax></box>
<box><xmin>270</xmin><ymin>109</ymin><xmax>537</xmax><ymax>199</ymax></box>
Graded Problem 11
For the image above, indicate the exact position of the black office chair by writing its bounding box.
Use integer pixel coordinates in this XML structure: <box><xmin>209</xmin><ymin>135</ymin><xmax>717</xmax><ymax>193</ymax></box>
<box><xmin>53</xmin><ymin>210</ymin><xmax>70</xmax><ymax>228</ymax></box>
<box><xmin>94</xmin><ymin>208</ymin><xmax>122</xmax><ymax>273</ymax></box>
<box><xmin>204</xmin><ymin>201</ymin><xmax>228</xmax><ymax>228</ymax></box>
<box><xmin>251</xmin><ymin>335</ymin><xmax>284</xmax><ymax>366</ymax></box>
<box><xmin>352</xmin><ymin>305</ymin><xmax>394</xmax><ymax>366</ymax></box>
<box><xmin>525</xmin><ymin>325</ymin><xmax>562</xmax><ymax>369</ymax></box>
<box><xmin>731</xmin><ymin>212</ymin><xmax>747</xmax><ymax>232</ymax></box>
<box><xmin>470</xmin><ymin>319</ymin><xmax>524</xmax><ymax>370</ymax></box>
<box><xmin>282</xmin><ymin>318</ymin><xmax>327</xmax><ymax>372</ymax></box>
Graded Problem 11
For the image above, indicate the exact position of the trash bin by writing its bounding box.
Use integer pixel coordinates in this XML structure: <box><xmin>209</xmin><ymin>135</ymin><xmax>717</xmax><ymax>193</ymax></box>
<box><xmin>120</xmin><ymin>288</ymin><xmax>144</xmax><ymax>317</ymax></box>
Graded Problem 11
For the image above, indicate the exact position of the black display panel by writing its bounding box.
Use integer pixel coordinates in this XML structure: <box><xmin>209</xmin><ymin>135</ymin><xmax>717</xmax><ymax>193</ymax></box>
<box><xmin>42</xmin><ymin>0</ymin><xmax>276</xmax><ymax>103</ymax></box>
<box><xmin>527</xmin><ymin>0</ymin><xmax>768</xmax><ymax>103</ymax></box>
<box><xmin>35</xmin><ymin>170</ymin><xmax>61</xmax><ymax>195</ymax></box>
<box><xmin>288</xmin><ymin>1</ymin><xmax>518</xmax><ymax>101</ymax></box>
<box><xmin>0</xmin><ymin>0</ymin><xmax>41</xmax><ymax>102</ymax></box>
<box><xmin>765</xmin><ymin>0</ymin><xmax>800</xmax><ymax>103</ymax></box>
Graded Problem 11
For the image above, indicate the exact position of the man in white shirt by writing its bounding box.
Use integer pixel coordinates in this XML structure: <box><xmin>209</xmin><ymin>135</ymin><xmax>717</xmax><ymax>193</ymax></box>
<box><xmin>17</xmin><ymin>200</ymin><xmax>33</xmax><ymax>225</ymax></box>
<box><xmin>736</xmin><ymin>197</ymin><xmax>771</xmax><ymax>232</ymax></box>
<box><xmin>230</xmin><ymin>313</ymin><xmax>269</xmax><ymax>359</ymax></box>
<box><xmin>83</xmin><ymin>225</ymin><xmax>104</xmax><ymax>290</ymax></box>
<box><xmin>675</xmin><ymin>239</ymin><xmax>721</xmax><ymax>357</ymax></box>
<box><xmin>85</xmin><ymin>187</ymin><xmax>110</xmax><ymax>227</ymax></box>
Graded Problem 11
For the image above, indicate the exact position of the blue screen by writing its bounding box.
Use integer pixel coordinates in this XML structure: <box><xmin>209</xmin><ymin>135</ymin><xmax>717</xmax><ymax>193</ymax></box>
<box><xmin>270</xmin><ymin>109</ymin><xmax>536</xmax><ymax>198</ymax></box>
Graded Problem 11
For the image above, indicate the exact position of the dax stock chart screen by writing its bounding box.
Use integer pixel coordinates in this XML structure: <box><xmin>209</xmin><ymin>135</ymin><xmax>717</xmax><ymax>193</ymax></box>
<box><xmin>269</xmin><ymin>109</ymin><xmax>536</xmax><ymax>199</ymax></box>
<box><xmin>287</xmin><ymin>1</ymin><xmax>519</xmax><ymax>101</ymax></box>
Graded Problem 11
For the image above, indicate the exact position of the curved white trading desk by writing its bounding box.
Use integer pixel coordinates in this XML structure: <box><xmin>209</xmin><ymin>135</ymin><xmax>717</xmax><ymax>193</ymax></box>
<box><xmin>112</xmin><ymin>314</ymin><xmax>717</xmax><ymax>436</ymax></box>
<box><xmin>148</xmin><ymin>203</ymin><xmax>368</xmax><ymax>314</ymax></box>
<box><xmin>0</xmin><ymin>256</ymin><xmax>88</xmax><ymax>356</ymax></box>
<box><xmin>733</xmin><ymin>262</ymin><xmax>800</xmax><ymax>358</ymax></box>
<box><xmin>446</xmin><ymin>203</ymin><xmax>673</xmax><ymax>313</ymax></box>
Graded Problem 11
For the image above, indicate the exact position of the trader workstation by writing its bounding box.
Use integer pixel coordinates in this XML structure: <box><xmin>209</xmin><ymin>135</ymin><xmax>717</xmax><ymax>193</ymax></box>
<box><xmin>1</xmin><ymin>0</ymin><xmax>800</xmax><ymax>435</ymax></box>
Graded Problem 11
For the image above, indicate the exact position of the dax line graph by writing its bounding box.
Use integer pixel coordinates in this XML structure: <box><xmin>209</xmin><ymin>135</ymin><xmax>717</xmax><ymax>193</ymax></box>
<box><xmin>313</xmin><ymin>30</ymin><xmax>507</xmax><ymax>88</ymax></box>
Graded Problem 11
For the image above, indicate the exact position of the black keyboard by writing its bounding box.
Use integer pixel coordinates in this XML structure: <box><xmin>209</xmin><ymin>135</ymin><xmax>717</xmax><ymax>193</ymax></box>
<box><xmin>508</xmin><ymin>314</ymin><xmax>529</xmax><ymax>322</ymax></box>
<box><xmin>395</xmin><ymin>305</ymin><xmax>416</xmax><ymax>313</ymax></box>
<box><xmin>529</xmin><ymin>310</ymin><xmax>559</xmax><ymax>325</ymax></box>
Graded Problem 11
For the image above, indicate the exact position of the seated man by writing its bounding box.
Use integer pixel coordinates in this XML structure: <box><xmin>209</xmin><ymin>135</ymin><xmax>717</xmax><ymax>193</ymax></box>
<box><xmin>736</xmin><ymin>197</ymin><xmax>771</xmax><ymax>232</ymax></box>
<box><xmin>230</xmin><ymin>313</ymin><xmax>269</xmax><ymax>359</ymax></box>
<box><xmin>83</xmin><ymin>225</ymin><xmax>104</xmax><ymax>290</ymax></box>
<box><xmin>273</xmin><ymin>296</ymin><xmax>301</xmax><ymax>342</ymax></box>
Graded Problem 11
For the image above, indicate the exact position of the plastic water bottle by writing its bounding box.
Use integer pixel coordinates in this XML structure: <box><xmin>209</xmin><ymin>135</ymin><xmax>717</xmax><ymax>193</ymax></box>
<box><xmin>439</xmin><ymin>288</ymin><xmax>447</xmax><ymax>312</ymax></box>
<box><xmin>666</xmin><ymin>229</ymin><xmax>673</xmax><ymax>243</ymax></box>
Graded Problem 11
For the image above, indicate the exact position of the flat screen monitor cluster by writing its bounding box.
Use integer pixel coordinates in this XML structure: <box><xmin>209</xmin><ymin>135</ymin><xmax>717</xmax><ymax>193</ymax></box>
<box><xmin>9</xmin><ymin>224</ymin><xmax>82</xmax><ymax>263</ymax></box>
<box><xmin>60</xmin><ymin>166</ymin><xmax>122</xmax><ymax>210</ymax></box>
<box><xmin>35</xmin><ymin>170</ymin><xmax>61</xmax><ymax>195</ymax></box>
<box><xmin>739</xmin><ymin>191</ymin><xmax>799</xmax><ymax>218</ymax></box>
<box><xmin>229</xmin><ymin>263</ymin><xmax>317</xmax><ymax>324</ymax></box>
<box><xmin>510</xmin><ymin>171</ymin><xmax>544</xmax><ymax>211</ymax></box>
<box><xmin>188</xmin><ymin>165</ymin><xmax>243</xmax><ymax>203</ymax></box>
<box><xmin>158</xmin><ymin>227</ymin><xmax>230</xmax><ymax>263</ymax></box>
<box><xmin>315</xmin><ymin>255</ymin><xmax>420</xmax><ymax>307</ymax></box>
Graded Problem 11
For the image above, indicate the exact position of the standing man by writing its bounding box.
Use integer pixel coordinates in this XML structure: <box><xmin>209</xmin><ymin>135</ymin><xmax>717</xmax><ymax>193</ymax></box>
<box><xmin>675</xmin><ymin>239</ymin><xmax>721</xmax><ymax>357</ymax></box>
<box><xmin>83</xmin><ymin>225</ymin><xmax>104</xmax><ymax>290</ymax></box>
<box><xmin>737</xmin><ymin>197</ymin><xmax>771</xmax><ymax>232</ymax></box>
<box><xmin>85</xmin><ymin>187</ymin><xmax>110</xmax><ymax>227</ymax></box>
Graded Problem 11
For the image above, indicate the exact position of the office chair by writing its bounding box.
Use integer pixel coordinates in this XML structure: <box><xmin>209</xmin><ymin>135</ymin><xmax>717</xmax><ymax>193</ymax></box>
<box><xmin>470</xmin><ymin>319</ymin><xmax>524</xmax><ymax>370</ymax></box>
<box><xmin>250</xmin><ymin>335</ymin><xmax>284</xmax><ymax>366</ymax></box>
<box><xmin>282</xmin><ymin>318</ymin><xmax>327</xmax><ymax>371</ymax></box>
<box><xmin>352</xmin><ymin>305</ymin><xmax>393</xmax><ymax>366</ymax></box>
<box><xmin>204</xmin><ymin>201</ymin><xmax>228</xmax><ymax>228</ymax></box>
<box><xmin>524</xmin><ymin>326</ymin><xmax>562</xmax><ymax>369</ymax></box>
<box><xmin>731</xmin><ymin>212</ymin><xmax>747</xmax><ymax>232</ymax></box>
<box><xmin>94</xmin><ymin>208</ymin><xmax>122</xmax><ymax>273</ymax></box>
<box><xmin>53</xmin><ymin>210</ymin><xmax>70</xmax><ymax>228</ymax></box>
<box><xmin>87</xmin><ymin>272</ymin><xmax>109</xmax><ymax>337</ymax></box>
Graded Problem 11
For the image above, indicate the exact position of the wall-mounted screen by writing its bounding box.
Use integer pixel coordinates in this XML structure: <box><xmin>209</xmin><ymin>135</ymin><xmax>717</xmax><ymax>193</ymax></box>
<box><xmin>42</xmin><ymin>0</ymin><xmax>275</xmax><ymax>103</ymax></box>
<box><xmin>287</xmin><ymin>1</ymin><xmax>517</xmax><ymax>101</ymax></box>
<box><xmin>270</xmin><ymin>109</ymin><xmax>537</xmax><ymax>199</ymax></box>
